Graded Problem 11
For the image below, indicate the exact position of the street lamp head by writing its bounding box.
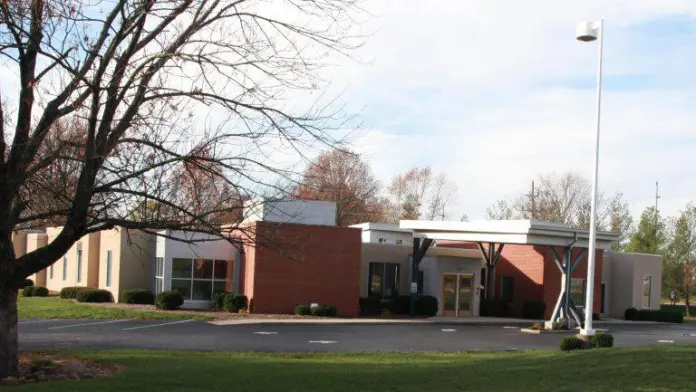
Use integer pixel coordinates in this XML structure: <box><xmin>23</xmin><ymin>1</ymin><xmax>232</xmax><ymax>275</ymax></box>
<box><xmin>576</xmin><ymin>21</ymin><xmax>598</xmax><ymax>42</ymax></box>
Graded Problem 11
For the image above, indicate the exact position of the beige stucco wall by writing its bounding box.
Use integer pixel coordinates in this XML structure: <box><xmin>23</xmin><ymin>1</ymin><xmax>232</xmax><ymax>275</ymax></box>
<box><xmin>360</xmin><ymin>244</ymin><xmax>412</xmax><ymax>297</ymax></box>
<box><xmin>99</xmin><ymin>228</ymin><xmax>155</xmax><ymax>302</ymax></box>
<box><xmin>26</xmin><ymin>233</ymin><xmax>48</xmax><ymax>287</ymax></box>
<box><xmin>45</xmin><ymin>227</ymin><xmax>100</xmax><ymax>292</ymax></box>
<box><xmin>605</xmin><ymin>251</ymin><xmax>662</xmax><ymax>318</ymax></box>
<box><xmin>11</xmin><ymin>231</ymin><xmax>27</xmax><ymax>257</ymax></box>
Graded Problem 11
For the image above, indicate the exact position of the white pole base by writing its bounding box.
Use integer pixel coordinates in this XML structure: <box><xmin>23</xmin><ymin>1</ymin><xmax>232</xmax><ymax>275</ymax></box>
<box><xmin>579</xmin><ymin>328</ymin><xmax>596</xmax><ymax>337</ymax></box>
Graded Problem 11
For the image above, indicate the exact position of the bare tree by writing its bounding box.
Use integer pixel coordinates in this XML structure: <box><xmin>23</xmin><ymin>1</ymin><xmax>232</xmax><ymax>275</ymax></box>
<box><xmin>386</xmin><ymin>167</ymin><xmax>457</xmax><ymax>222</ymax></box>
<box><xmin>293</xmin><ymin>149</ymin><xmax>386</xmax><ymax>226</ymax></box>
<box><xmin>0</xmin><ymin>0</ymin><xmax>365</xmax><ymax>377</ymax></box>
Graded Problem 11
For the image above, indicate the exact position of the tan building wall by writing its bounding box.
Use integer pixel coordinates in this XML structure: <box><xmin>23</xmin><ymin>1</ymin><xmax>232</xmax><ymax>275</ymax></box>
<box><xmin>605</xmin><ymin>251</ymin><xmax>662</xmax><ymax>318</ymax></box>
<box><xmin>99</xmin><ymin>228</ymin><xmax>155</xmax><ymax>302</ymax></box>
<box><xmin>11</xmin><ymin>231</ymin><xmax>27</xmax><ymax>258</ymax></box>
<box><xmin>360</xmin><ymin>243</ymin><xmax>412</xmax><ymax>297</ymax></box>
<box><xmin>45</xmin><ymin>227</ymin><xmax>100</xmax><ymax>292</ymax></box>
<box><xmin>27</xmin><ymin>233</ymin><xmax>49</xmax><ymax>286</ymax></box>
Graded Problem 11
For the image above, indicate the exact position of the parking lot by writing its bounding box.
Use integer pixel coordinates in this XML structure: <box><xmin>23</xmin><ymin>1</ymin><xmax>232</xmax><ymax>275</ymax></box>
<box><xmin>18</xmin><ymin>318</ymin><xmax>696</xmax><ymax>352</ymax></box>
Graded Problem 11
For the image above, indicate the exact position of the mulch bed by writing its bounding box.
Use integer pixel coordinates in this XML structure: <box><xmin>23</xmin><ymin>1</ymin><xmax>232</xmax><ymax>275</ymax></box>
<box><xmin>0</xmin><ymin>352</ymin><xmax>123</xmax><ymax>385</ymax></box>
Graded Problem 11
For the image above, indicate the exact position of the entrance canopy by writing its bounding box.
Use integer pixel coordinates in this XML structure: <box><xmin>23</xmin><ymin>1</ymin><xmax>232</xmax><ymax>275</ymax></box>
<box><xmin>399</xmin><ymin>220</ymin><xmax>619</xmax><ymax>250</ymax></box>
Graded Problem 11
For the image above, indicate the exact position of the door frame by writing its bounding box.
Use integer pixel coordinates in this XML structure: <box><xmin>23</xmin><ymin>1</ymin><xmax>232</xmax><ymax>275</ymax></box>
<box><xmin>441</xmin><ymin>273</ymin><xmax>475</xmax><ymax>317</ymax></box>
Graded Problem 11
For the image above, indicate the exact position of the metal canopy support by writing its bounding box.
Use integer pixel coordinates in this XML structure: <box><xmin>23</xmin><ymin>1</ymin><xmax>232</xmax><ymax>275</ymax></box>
<box><xmin>548</xmin><ymin>246</ymin><xmax>586</xmax><ymax>329</ymax></box>
<box><xmin>477</xmin><ymin>242</ymin><xmax>505</xmax><ymax>300</ymax></box>
<box><xmin>410</xmin><ymin>237</ymin><xmax>434</xmax><ymax>315</ymax></box>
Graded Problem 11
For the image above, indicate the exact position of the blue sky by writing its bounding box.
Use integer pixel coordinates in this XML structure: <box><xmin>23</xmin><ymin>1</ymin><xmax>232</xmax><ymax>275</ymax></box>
<box><xmin>311</xmin><ymin>0</ymin><xmax>696</xmax><ymax>221</ymax></box>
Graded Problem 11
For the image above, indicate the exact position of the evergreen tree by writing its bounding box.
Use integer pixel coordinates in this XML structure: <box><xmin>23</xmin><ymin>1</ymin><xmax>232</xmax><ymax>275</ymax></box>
<box><xmin>626</xmin><ymin>206</ymin><xmax>666</xmax><ymax>254</ymax></box>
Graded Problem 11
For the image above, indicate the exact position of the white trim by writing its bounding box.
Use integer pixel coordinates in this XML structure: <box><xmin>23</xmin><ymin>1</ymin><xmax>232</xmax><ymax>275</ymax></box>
<box><xmin>122</xmin><ymin>319</ymin><xmax>195</xmax><ymax>331</ymax></box>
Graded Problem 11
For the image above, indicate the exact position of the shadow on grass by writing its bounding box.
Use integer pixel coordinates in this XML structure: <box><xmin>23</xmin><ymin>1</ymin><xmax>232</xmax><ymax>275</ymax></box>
<box><xmin>12</xmin><ymin>347</ymin><xmax>696</xmax><ymax>392</ymax></box>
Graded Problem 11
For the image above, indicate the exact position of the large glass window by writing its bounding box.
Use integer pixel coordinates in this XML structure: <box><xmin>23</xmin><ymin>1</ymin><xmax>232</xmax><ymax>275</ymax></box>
<box><xmin>169</xmin><ymin>257</ymin><xmax>231</xmax><ymax>301</ymax></box>
<box><xmin>642</xmin><ymin>275</ymin><xmax>652</xmax><ymax>309</ymax></box>
<box><xmin>76</xmin><ymin>249</ymin><xmax>83</xmax><ymax>283</ymax></box>
<box><xmin>570</xmin><ymin>278</ymin><xmax>585</xmax><ymax>306</ymax></box>
<box><xmin>49</xmin><ymin>264</ymin><xmax>53</xmax><ymax>280</ymax></box>
<box><xmin>62</xmin><ymin>256</ymin><xmax>67</xmax><ymax>281</ymax></box>
<box><xmin>500</xmin><ymin>276</ymin><xmax>515</xmax><ymax>303</ymax></box>
<box><xmin>154</xmin><ymin>257</ymin><xmax>164</xmax><ymax>294</ymax></box>
<box><xmin>368</xmin><ymin>262</ymin><xmax>400</xmax><ymax>298</ymax></box>
<box><xmin>106</xmin><ymin>250</ymin><xmax>113</xmax><ymax>287</ymax></box>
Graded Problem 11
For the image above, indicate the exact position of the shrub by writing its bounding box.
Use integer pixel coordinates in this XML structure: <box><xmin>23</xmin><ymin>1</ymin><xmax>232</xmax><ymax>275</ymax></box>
<box><xmin>590</xmin><ymin>332</ymin><xmax>614</xmax><ymax>348</ymax></box>
<box><xmin>560</xmin><ymin>336</ymin><xmax>586</xmax><ymax>351</ymax></box>
<box><xmin>31</xmin><ymin>286</ymin><xmax>49</xmax><ymax>297</ymax></box>
<box><xmin>624</xmin><ymin>307</ymin><xmax>638</xmax><ymax>320</ymax></box>
<box><xmin>310</xmin><ymin>305</ymin><xmax>324</xmax><ymax>316</ymax></box>
<box><xmin>21</xmin><ymin>286</ymin><xmax>35</xmax><ymax>297</ymax></box>
<box><xmin>414</xmin><ymin>295</ymin><xmax>438</xmax><ymax>317</ymax></box>
<box><xmin>222</xmin><ymin>293</ymin><xmax>249</xmax><ymax>313</ymax></box>
<box><xmin>155</xmin><ymin>290</ymin><xmax>185</xmax><ymax>310</ymax></box>
<box><xmin>521</xmin><ymin>301</ymin><xmax>546</xmax><ymax>319</ymax></box>
<box><xmin>232</xmin><ymin>294</ymin><xmax>248</xmax><ymax>311</ymax></box>
<box><xmin>387</xmin><ymin>296</ymin><xmax>411</xmax><ymax>315</ymax></box>
<box><xmin>321</xmin><ymin>304</ymin><xmax>338</xmax><ymax>317</ymax></box>
<box><xmin>20</xmin><ymin>279</ymin><xmax>34</xmax><ymax>289</ymax></box>
<box><xmin>295</xmin><ymin>304</ymin><xmax>311</xmax><ymax>316</ymax></box>
<box><xmin>480</xmin><ymin>298</ymin><xmax>507</xmax><ymax>317</ymax></box>
<box><xmin>76</xmin><ymin>289</ymin><xmax>114</xmax><ymax>303</ymax></box>
<box><xmin>359</xmin><ymin>297</ymin><xmax>382</xmax><ymax>316</ymax></box>
<box><xmin>212</xmin><ymin>292</ymin><xmax>227</xmax><ymax>310</ymax></box>
<box><xmin>592</xmin><ymin>313</ymin><xmax>601</xmax><ymax>321</ymax></box>
<box><xmin>28</xmin><ymin>359</ymin><xmax>53</xmax><ymax>373</ymax></box>
<box><xmin>120</xmin><ymin>289</ymin><xmax>155</xmax><ymax>305</ymax></box>
<box><xmin>60</xmin><ymin>286</ymin><xmax>89</xmax><ymax>299</ymax></box>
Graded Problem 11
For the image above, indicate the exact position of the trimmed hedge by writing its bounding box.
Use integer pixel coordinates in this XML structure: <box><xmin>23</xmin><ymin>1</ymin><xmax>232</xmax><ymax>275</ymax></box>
<box><xmin>414</xmin><ymin>295</ymin><xmax>438</xmax><ymax>317</ymax></box>
<box><xmin>76</xmin><ymin>289</ymin><xmax>114</xmax><ymax>303</ymax></box>
<box><xmin>295</xmin><ymin>304</ymin><xmax>311</xmax><ymax>316</ymax></box>
<box><xmin>359</xmin><ymin>297</ymin><xmax>381</xmax><ymax>316</ymax></box>
<box><xmin>386</xmin><ymin>296</ymin><xmax>411</xmax><ymax>315</ymax></box>
<box><xmin>20</xmin><ymin>279</ymin><xmax>34</xmax><ymax>289</ymax></box>
<box><xmin>120</xmin><ymin>289</ymin><xmax>155</xmax><ymax>305</ymax></box>
<box><xmin>480</xmin><ymin>298</ymin><xmax>507</xmax><ymax>317</ymax></box>
<box><xmin>60</xmin><ymin>286</ymin><xmax>90</xmax><ymax>299</ymax></box>
<box><xmin>155</xmin><ymin>290</ymin><xmax>184</xmax><ymax>310</ymax></box>
<box><xmin>31</xmin><ymin>286</ymin><xmax>49</xmax><ymax>297</ymax></box>
<box><xmin>625</xmin><ymin>308</ymin><xmax>683</xmax><ymax>324</ymax></box>
<box><xmin>591</xmin><ymin>332</ymin><xmax>614</xmax><ymax>348</ymax></box>
<box><xmin>522</xmin><ymin>301</ymin><xmax>546</xmax><ymax>319</ymax></box>
<box><xmin>213</xmin><ymin>292</ymin><xmax>227</xmax><ymax>310</ymax></box>
<box><xmin>560</xmin><ymin>336</ymin><xmax>586</xmax><ymax>351</ymax></box>
<box><xmin>223</xmin><ymin>293</ymin><xmax>249</xmax><ymax>313</ymax></box>
<box><xmin>21</xmin><ymin>286</ymin><xmax>35</xmax><ymax>297</ymax></box>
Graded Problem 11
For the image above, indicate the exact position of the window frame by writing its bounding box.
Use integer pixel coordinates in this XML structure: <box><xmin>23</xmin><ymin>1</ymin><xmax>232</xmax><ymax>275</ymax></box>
<box><xmin>642</xmin><ymin>275</ymin><xmax>652</xmax><ymax>309</ymax></box>
<box><xmin>169</xmin><ymin>257</ymin><xmax>231</xmax><ymax>301</ymax></box>
<box><xmin>368</xmin><ymin>262</ymin><xmax>400</xmax><ymax>298</ymax></box>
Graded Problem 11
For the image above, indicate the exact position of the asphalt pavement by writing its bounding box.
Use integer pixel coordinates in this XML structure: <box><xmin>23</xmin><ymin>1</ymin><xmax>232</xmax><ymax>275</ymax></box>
<box><xmin>18</xmin><ymin>318</ymin><xmax>696</xmax><ymax>352</ymax></box>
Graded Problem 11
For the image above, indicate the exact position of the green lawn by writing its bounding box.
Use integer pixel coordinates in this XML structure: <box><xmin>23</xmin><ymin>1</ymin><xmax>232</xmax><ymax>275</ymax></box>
<box><xmin>18</xmin><ymin>297</ymin><xmax>209</xmax><ymax>321</ymax></box>
<box><xmin>10</xmin><ymin>347</ymin><xmax>696</xmax><ymax>391</ymax></box>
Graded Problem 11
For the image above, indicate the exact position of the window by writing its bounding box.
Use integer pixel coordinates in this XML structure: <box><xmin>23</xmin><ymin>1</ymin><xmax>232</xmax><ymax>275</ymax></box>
<box><xmin>642</xmin><ymin>275</ymin><xmax>652</xmax><ymax>309</ymax></box>
<box><xmin>49</xmin><ymin>263</ymin><xmax>53</xmax><ymax>280</ymax></box>
<box><xmin>378</xmin><ymin>238</ymin><xmax>387</xmax><ymax>244</ymax></box>
<box><xmin>500</xmin><ymin>276</ymin><xmax>515</xmax><ymax>303</ymax></box>
<box><xmin>76</xmin><ymin>249</ymin><xmax>83</xmax><ymax>283</ymax></box>
<box><xmin>154</xmin><ymin>257</ymin><xmax>164</xmax><ymax>294</ymax></box>
<box><xmin>169</xmin><ymin>257</ymin><xmax>231</xmax><ymax>301</ymax></box>
<box><xmin>395</xmin><ymin>240</ymin><xmax>403</xmax><ymax>245</ymax></box>
<box><xmin>62</xmin><ymin>256</ymin><xmax>67</xmax><ymax>281</ymax></box>
<box><xmin>368</xmin><ymin>262</ymin><xmax>400</xmax><ymax>298</ymax></box>
<box><xmin>570</xmin><ymin>278</ymin><xmax>585</xmax><ymax>306</ymax></box>
<box><xmin>105</xmin><ymin>250</ymin><xmax>112</xmax><ymax>287</ymax></box>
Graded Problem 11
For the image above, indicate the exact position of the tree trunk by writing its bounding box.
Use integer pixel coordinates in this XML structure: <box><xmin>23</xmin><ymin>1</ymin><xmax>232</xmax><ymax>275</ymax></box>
<box><xmin>0</xmin><ymin>287</ymin><xmax>19</xmax><ymax>378</ymax></box>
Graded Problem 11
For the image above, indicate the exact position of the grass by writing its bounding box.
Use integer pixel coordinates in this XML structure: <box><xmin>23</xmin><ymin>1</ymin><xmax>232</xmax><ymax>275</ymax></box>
<box><xmin>18</xmin><ymin>297</ymin><xmax>209</xmax><ymax>321</ymax></box>
<box><xmin>8</xmin><ymin>347</ymin><xmax>696</xmax><ymax>391</ymax></box>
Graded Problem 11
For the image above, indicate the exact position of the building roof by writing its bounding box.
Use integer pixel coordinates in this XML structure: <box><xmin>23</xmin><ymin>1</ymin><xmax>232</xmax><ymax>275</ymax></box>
<box><xmin>349</xmin><ymin>222</ymin><xmax>413</xmax><ymax>233</ymax></box>
<box><xmin>399</xmin><ymin>219</ymin><xmax>620</xmax><ymax>250</ymax></box>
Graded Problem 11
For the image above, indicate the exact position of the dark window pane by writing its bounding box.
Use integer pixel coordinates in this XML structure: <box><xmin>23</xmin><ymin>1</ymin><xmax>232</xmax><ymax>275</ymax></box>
<box><xmin>570</xmin><ymin>278</ymin><xmax>584</xmax><ymax>306</ymax></box>
<box><xmin>193</xmin><ymin>259</ymin><xmax>213</xmax><ymax>279</ymax></box>
<box><xmin>384</xmin><ymin>263</ymin><xmax>399</xmax><ymax>297</ymax></box>
<box><xmin>501</xmin><ymin>276</ymin><xmax>514</xmax><ymax>303</ymax></box>
<box><xmin>213</xmin><ymin>281</ymin><xmax>228</xmax><ymax>295</ymax></box>
<box><xmin>172</xmin><ymin>258</ymin><xmax>192</xmax><ymax>278</ymax></box>
<box><xmin>171</xmin><ymin>279</ymin><xmax>191</xmax><ymax>300</ymax></box>
<box><xmin>192</xmin><ymin>280</ymin><xmax>213</xmax><ymax>300</ymax></box>
<box><xmin>368</xmin><ymin>263</ymin><xmax>383</xmax><ymax>297</ymax></box>
<box><xmin>214</xmin><ymin>260</ymin><xmax>230</xmax><ymax>281</ymax></box>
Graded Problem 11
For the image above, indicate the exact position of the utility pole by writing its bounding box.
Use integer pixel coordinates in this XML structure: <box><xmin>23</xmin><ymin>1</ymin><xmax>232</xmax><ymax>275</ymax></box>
<box><xmin>654</xmin><ymin>181</ymin><xmax>660</xmax><ymax>253</ymax></box>
<box><xmin>531</xmin><ymin>180</ymin><xmax>536</xmax><ymax>220</ymax></box>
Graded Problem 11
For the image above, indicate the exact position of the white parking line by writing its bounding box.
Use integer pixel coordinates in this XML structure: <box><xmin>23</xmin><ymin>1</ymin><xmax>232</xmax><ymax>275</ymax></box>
<box><xmin>503</xmin><ymin>326</ymin><xmax>518</xmax><ymax>329</ymax></box>
<box><xmin>48</xmin><ymin>319</ymin><xmax>132</xmax><ymax>330</ymax></box>
<box><xmin>253</xmin><ymin>331</ymin><xmax>278</xmax><ymax>335</ymax></box>
<box><xmin>122</xmin><ymin>319</ymin><xmax>196</xmax><ymax>331</ymax></box>
<box><xmin>441</xmin><ymin>329</ymin><xmax>456</xmax><ymax>332</ymax></box>
<box><xmin>658</xmin><ymin>340</ymin><xmax>674</xmax><ymax>343</ymax></box>
<box><xmin>19</xmin><ymin>320</ymin><xmax>60</xmax><ymax>325</ymax></box>
<box><xmin>309</xmin><ymin>340</ymin><xmax>337</xmax><ymax>344</ymax></box>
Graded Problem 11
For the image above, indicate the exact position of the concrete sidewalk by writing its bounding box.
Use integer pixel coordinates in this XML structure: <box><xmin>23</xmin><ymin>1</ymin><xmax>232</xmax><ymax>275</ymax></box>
<box><xmin>209</xmin><ymin>316</ymin><xmax>666</xmax><ymax>327</ymax></box>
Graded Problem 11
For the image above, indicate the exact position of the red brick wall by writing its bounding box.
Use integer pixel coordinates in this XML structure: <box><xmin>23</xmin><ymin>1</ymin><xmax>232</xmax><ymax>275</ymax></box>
<box><xmin>245</xmin><ymin>221</ymin><xmax>361</xmax><ymax>316</ymax></box>
<box><xmin>495</xmin><ymin>244</ymin><xmax>546</xmax><ymax>316</ymax></box>
<box><xmin>542</xmin><ymin>247</ymin><xmax>603</xmax><ymax>318</ymax></box>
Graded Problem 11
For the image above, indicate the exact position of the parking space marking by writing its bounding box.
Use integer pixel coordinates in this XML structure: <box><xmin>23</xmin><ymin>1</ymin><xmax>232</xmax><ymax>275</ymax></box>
<box><xmin>441</xmin><ymin>329</ymin><xmax>456</xmax><ymax>332</ymax></box>
<box><xmin>503</xmin><ymin>326</ymin><xmax>518</xmax><ymax>329</ymax></box>
<box><xmin>253</xmin><ymin>331</ymin><xmax>278</xmax><ymax>335</ymax></box>
<box><xmin>658</xmin><ymin>340</ymin><xmax>674</xmax><ymax>343</ymax></box>
<box><xmin>122</xmin><ymin>319</ymin><xmax>196</xmax><ymax>331</ymax></box>
<box><xmin>19</xmin><ymin>320</ymin><xmax>60</xmax><ymax>325</ymax></box>
<box><xmin>309</xmin><ymin>340</ymin><xmax>337</xmax><ymax>344</ymax></box>
<box><xmin>48</xmin><ymin>319</ymin><xmax>132</xmax><ymax>330</ymax></box>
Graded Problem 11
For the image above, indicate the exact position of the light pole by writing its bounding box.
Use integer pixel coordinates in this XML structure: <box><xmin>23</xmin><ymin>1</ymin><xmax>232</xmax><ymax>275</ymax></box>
<box><xmin>576</xmin><ymin>19</ymin><xmax>604</xmax><ymax>336</ymax></box>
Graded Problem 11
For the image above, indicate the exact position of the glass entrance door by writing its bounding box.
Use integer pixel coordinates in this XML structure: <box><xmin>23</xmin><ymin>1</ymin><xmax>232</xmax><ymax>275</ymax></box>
<box><xmin>441</xmin><ymin>273</ymin><xmax>474</xmax><ymax>317</ymax></box>
<box><xmin>458</xmin><ymin>275</ymin><xmax>473</xmax><ymax>317</ymax></box>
